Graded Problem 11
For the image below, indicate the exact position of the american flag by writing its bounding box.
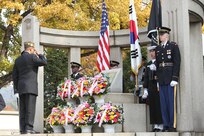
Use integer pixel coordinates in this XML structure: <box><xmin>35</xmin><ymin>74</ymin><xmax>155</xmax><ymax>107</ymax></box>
<box><xmin>129</xmin><ymin>0</ymin><xmax>142</xmax><ymax>75</ymax></box>
<box><xmin>96</xmin><ymin>0</ymin><xmax>110</xmax><ymax>72</ymax></box>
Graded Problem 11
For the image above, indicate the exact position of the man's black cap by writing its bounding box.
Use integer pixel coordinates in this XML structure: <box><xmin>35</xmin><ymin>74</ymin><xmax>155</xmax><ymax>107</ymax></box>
<box><xmin>70</xmin><ymin>62</ymin><xmax>81</xmax><ymax>68</ymax></box>
<box><xmin>159</xmin><ymin>27</ymin><xmax>171</xmax><ymax>35</ymax></box>
<box><xmin>110</xmin><ymin>60</ymin><xmax>120</xmax><ymax>67</ymax></box>
<box><xmin>24</xmin><ymin>41</ymin><xmax>35</xmax><ymax>49</ymax></box>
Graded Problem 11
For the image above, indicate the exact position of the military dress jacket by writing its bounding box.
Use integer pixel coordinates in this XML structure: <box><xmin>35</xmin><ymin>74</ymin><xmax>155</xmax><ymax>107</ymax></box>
<box><xmin>70</xmin><ymin>73</ymin><xmax>83</xmax><ymax>80</ymax></box>
<box><xmin>12</xmin><ymin>52</ymin><xmax>47</xmax><ymax>96</ymax></box>
<box><xmin>155</xmin><ymin>41</ymin><xmax>181</xmax><ymax>85</ymax></box>
<box><xmin>143</xmin><ymin>60</ymin><xmax>157</xmax><ymax>91</ymax></box>
<box><xmin>143</xmin><ymin>60</ymin><xmax>163</xmax><ymax>124</ymax></box>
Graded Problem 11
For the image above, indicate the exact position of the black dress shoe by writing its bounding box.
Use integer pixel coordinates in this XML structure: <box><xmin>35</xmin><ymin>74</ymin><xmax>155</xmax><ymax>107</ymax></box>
<box><xmin>20</xmin><ymin>131</ymin><xmax>26</xmax><ymax>134</ymax></box>
<box><xmin>153</xmin><ymin>128</ymin><xmax>159</xmax><ymax>132</ymax></box>
<box><xmin>162</xmin><ymin>128</ymin><xmax>169</xmax><ymax>132</ymax></box>
<box><xmin>168</xmin><ymin>128</ymin><xmax>176</xmax><ymax>132</ymax></box>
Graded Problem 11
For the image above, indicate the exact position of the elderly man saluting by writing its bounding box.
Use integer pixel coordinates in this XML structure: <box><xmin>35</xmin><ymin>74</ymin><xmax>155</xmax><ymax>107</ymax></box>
<box><xmin>12</xmin><ymin>42</ymin><xmax>47</xmax><ymax>134</ymax></box>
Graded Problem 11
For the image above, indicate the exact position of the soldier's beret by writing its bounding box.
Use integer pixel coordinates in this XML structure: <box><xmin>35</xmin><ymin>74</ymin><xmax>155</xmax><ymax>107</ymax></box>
<box><xmin>147</xmin><ymin>45</ymin><xmax>157</xmax><ymax>51</ymax></box>
<box><xmin>24</xmin><ymin>41</ymin><xmax>35</xmax><ymax>49</ymax></box>
<box><xmin>110</xmin><ymin>60</ymin><xmax>120</xmax><ymax>67</ymax></box>
<box><xmin>70</xmin><ymin>62</ymin><xmax>81</xmax><ymax>68</ymax></box>
<box><xmin>159</xmin><ymin>27</ymin><xmax>171</xmax><ymax>35</ymax></box>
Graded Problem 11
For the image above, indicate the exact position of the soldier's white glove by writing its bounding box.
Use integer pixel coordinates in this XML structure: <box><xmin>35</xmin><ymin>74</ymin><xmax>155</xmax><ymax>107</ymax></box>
<box><xmin>14</xmin><ymin>93</ymin><xmax>19</xmax><ymax>99</ymax></box>
<box><xmin>142</xmin><ymin>88</ymin><xmax>148</xmax><ymax>99</ymax></box>
<box><xmin>138</xmin><ymin>85</ymin><xmax>143</xmax><ymax>88</ymax></box>
<box><xmin>149</xmin><ymin>64</ymin><xmax>157</xmax><ymax>71</ymax></box>
<box><xmin>170</xmin><ymin>81</ymin><xmax>178</xmax><ymax>87</ymax></box>
<box><xmin>157</xmin><ymin>82</ymin><xmax>160</xmax><ymax>91</ymax></box>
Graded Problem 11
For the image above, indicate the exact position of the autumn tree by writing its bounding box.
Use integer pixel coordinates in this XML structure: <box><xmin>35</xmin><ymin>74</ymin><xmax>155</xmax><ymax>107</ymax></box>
<box><xmin>34</xmin><ymin>0</ymin><xmax>150</xmax><ymax>30</ymax></box>
<box><xmin>0</xmin><ymin>0</ymin><xmax>37</xmax><ymax>87</ymax></box>
<box><xmin>0</xmin><ymin>0</ymin><xmax>151</xmax><ymax>87</ymax></box>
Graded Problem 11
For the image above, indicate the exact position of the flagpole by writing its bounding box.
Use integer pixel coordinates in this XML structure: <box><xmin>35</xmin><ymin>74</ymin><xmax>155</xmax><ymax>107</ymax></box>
<box><xmin>157</xmin><ymin>28</ymin><xmax>160</xmax><ymax>46</ymax></box>
<box><xmin>129</xmin><ymin>0</ymin><xmax>141</xmax><ymax>94</ymax></box>
<box><xmin>135</xmin><ymin>75</ymin><xmax>138</xmax><ymax>92</ymax></box>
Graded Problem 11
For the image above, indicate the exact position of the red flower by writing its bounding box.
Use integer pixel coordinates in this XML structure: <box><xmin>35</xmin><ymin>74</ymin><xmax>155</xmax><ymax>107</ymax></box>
<box><xmin>116</xmin><ymin>112</ymin><xmax>120</xmax><ymax>117</ymax></box>
<box><xmin>88</xmin><ymin>109</ymin><xmax>94</xmax><ymax>114</ymax></box>
<box><xmin>113</xmin><ymin>118</ymin><xmax>118</xmax><ymax>123</ymax></box>
<box><xmin>106</xmin><ymin>116</ymin><xmax>110</xmax><ymax>121</ymax></box>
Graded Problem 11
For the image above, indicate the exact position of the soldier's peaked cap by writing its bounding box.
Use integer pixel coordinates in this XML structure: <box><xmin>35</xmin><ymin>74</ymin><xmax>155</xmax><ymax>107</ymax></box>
<box><xmin>147</xmin><ymin>45</ymin><xmax>157</xmax><ymax>51</ymax></box>
<box><xmin>158</xmin><ymin>27</ymin><xmax>171</xmax><ymax>34</ymax></box>
<box><xmin>110</xmin><ymin>60</ymin><xmax>120</xmax><ymax>67</ymax></box>
<box><xmin>24</xmin><ymin>41</ymin><xmax>35</xmax><ymax>49</ymax></box>
<box><xmin>70</xmin><ymin>62</ymin><xmax>81</xmax><ymax>67</ymax></box>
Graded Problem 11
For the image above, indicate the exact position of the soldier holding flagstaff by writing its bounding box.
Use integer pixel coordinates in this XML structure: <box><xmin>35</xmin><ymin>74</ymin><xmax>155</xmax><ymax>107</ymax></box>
<box><xmin>154</xmin><ymin>27</ymin><xmax>181</xmax><ymax>132</ymax></box>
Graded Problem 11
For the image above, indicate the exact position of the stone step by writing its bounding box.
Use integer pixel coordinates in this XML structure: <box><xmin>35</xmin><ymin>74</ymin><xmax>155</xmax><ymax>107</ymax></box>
<box><xmin>3</xmin><ymin>131</ymin><xmax>204</xmax><ymax>136</ymax></box>
<box><xmin>105</xmin><ymin>93</ymin><xmax>135</xmax><ymax>104</ymax></box>
<box><xmin>0</xmin><ymin>132</ymin><xmax>180</xmax><ymax>136</ymax></box>
<box><xmin>0</xmin><ymin>129</ymin><xmax>19</xmax><ymax>135</ymax></box>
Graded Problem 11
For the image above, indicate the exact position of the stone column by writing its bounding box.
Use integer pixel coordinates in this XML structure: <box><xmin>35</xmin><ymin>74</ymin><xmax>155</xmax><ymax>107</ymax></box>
<box><xmin>110</xmin><ymin>47</ymin><xmax>123</xmax><ymax>68</ymax></box>
<box><xmin>110</xmin><ymin>47</ymin><xmax>123</xmax><ymax>93</ymax></box>
<box><xmin>68</xmin><ymin>47</ymin><xmax>81</xmax><ymax>77</ymax></box>
<box><xmin>162</xmin><ymin>0</ymin><xmax>204</xmax><ymax>132</ymax></box>
<box><xmin>22</xmin><ymin>14</ymin><xmax>44</xmax><ymax>132</ymax></box>
<box><xmin>189</xmin><ymin>22</ymin><xmax>204</xmax><ymax>131</ymax></box>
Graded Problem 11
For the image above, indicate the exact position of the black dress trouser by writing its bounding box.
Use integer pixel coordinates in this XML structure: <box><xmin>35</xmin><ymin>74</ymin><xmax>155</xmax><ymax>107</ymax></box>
<box><xmin>19</xmin><ymin>94</ymin><xmax>36</xmax><ymax>132</ymax></box>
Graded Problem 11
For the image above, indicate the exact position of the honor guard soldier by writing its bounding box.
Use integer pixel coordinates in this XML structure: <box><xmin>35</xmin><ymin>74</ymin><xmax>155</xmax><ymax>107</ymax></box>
<box><xmin>137</xmin><ymin>56</ymin><xmax>146</xmax><ymax>103</ymax></box>
<box><xmin>143</xmin><ymin>45</ymin><xmax>163</xmax><ymax>132</ymax></box>
<box><xmin>70</xmin><ymin>61</ymin><xmax>84</xmax><ymax>133</ymax></box>
<box><xmin>70</xmin><ymin>62</ymin><xmax>83</xmax><ymax>80</ymax></box>
<box><xmin>155</xmin><ymin>27</ymin><xmax>181</xmax><ymax>132</ymax></box>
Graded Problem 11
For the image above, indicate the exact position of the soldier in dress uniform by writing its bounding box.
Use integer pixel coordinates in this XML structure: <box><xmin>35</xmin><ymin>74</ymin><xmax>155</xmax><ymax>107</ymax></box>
<box><xmin>155</xmin><ymin>27</ymin><xmax>181</xmax><ymax>132</ymax></box>
<box><xmin>70</xmin><ymin>62</ymin><xmax>83</xmax><ymax>80</ymax></box>
<box><xmin>70</xmin><ymin>61</ymin><xmax>83</xmax><ymax>133</ymax></box>
<box><xmin>142</xmin><ymin>45</ymin><xmax>163</xmax><ymax>132</ymax></box>
<box><xmin>133</xmin><ymin>56</ymin><xmax>146</xmax><ymax>103</ymax></box>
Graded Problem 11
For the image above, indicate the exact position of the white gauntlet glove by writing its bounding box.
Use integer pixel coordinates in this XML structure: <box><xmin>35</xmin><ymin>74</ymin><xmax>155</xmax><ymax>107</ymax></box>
<box><xmin>170</xmin><ymin>80</ymin><xmax>178</xmax><ymax>87</ymax></box>
<box><xmin>14</xmin><ymin>93</ymin><xmax>19</xmax><ymax>99</ymax></box>
<box><xmin>142</xmin><ymin>88</ymin><xmax>148</xmax><ymax>99</ymax></box>
<box><xmin>149</xmin><ymin>64</ymin><xmax>157</xmax><ymax>71</ymax></box>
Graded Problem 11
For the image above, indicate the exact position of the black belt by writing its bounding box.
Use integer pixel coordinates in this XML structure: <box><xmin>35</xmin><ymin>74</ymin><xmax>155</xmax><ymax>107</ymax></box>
<box><xmin>159</xmin><ymin>62</ymin><xmax>173</xmax><ymax>67</ymax></box>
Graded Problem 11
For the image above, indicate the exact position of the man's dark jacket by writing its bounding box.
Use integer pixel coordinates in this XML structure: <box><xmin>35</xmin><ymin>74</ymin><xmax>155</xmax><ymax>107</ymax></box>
<box><xmin>12</xmin><ymin>52</ymin><xmax>47</xmax><ymax>96</ymax></box>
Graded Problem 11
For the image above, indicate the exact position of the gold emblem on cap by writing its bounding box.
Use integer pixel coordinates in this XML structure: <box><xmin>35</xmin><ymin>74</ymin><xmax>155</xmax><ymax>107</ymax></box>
<box><xmin>24</xmin><ymin>41</ymin><xmax>35</xmax><ymax>49</ymax></box>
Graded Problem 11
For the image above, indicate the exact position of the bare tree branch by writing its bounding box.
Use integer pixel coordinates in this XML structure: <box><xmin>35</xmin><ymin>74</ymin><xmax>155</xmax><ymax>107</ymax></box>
<box><xmin>11</xmin><ymin>33</ymin><xmax>21</xmax><ymax>46</ymax></box>
<box><xmin>0</xmin><ymin>72</ymin><xmax>12</xmax><ymax>89</ymax></box>
<box><xmin>0</xmin><ymin>25</ymin><xmax>13</xmax><ymax>58</ymax></box>
<box><xmin>21</xmin><ymin>9</ymin><xmax>33</xmax><ymax>18</ymax></box>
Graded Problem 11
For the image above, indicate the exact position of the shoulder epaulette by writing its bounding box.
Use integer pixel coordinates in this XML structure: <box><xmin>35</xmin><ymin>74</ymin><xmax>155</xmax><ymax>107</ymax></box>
<box><xmin>170</xmin><ymin>41</ymin><xmax>178</xmax><ymax>46</ymax></box>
